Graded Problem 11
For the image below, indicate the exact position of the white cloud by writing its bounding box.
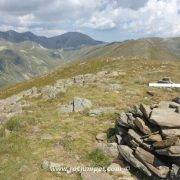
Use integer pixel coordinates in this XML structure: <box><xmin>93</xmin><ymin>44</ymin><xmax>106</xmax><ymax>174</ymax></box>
<box><xmin>0</xmin><ymin>0</ymin><xmax>180</xmax><ymax>39</ymax></box>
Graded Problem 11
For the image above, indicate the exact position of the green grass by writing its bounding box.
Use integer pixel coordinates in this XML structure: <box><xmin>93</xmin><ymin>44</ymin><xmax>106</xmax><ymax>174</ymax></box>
<box><xmin>88</xmin><ymin>149</ymin><xmax>111</xmax><ymax>168</ymax></box>
<box><xmin>0</xmin><ymin>57</ymin><xmax>179</xmax><ymax>179</ymax></box>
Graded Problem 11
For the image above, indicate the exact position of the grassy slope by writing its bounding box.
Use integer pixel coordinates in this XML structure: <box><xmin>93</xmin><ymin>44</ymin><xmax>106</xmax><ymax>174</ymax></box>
<box><xmin>0</xmin><ymin>57</ymin><xmax>180</xmax><ymax>179</ymax></box>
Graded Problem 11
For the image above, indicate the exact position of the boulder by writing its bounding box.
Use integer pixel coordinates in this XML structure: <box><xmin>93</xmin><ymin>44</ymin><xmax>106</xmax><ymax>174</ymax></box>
<box><xmin>72</xmin><ymin>97</ymin><xmax>92</xmax><ymax>112</ymax></box>
<box><xmin>134</xmin><ymin>117</ymin><xmax>151</xmax><ymax>135</ymax></box>
<box><xmin>96</xmin><ymin>133</ymin><xmax>107</xmax><ymax>142</ymax></box>
<box><xmin>149</xmin><ymin>107</ymin><xmax>180</xmax><ymax>128</ymax></box>
<box><xmin>118</xmin><ymin>145</ymin><xmax>151</xmax><ymax>176</ymax></box>
<box><xmin>96</xmin><ymin>142</ymin><xmax>119</xmax><ymax>158</ymax></box>
<box><xmin>135</xmin><ymin>147</ymin><xmax>169</xmax><ymax>178</ymax></box>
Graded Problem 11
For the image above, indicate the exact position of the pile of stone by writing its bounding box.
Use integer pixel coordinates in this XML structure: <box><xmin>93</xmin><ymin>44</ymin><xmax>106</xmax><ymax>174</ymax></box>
<box><xmin>114</xmin><ymin>97</ymin><xmax>180</xmax><ymax>179</ymax></box>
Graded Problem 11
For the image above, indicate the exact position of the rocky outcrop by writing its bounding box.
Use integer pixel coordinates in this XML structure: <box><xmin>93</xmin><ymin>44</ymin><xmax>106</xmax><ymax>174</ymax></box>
<box><xmin>58</xmin><ymin>97</ymin><xmax>92</xmax><ymax>113</ymax></box>
<box><xmin>98</xmin><ymin>98</ymin><xmax>180</xmax><ymax>179</ymax></box>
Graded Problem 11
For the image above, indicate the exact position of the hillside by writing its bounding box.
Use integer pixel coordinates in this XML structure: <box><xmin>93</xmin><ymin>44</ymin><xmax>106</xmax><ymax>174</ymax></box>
<box><xmin>0</xmin><ymin>56</ymin><xmax>179</xmax><ymax>179</ymax></box>
<box><xmin>0</xmin><ymin>35</ymin><xmax>180</xmax><ymax>89</ymax></box>
<box><xmin>66</xmin><ymin>37</ymin><xmax>180</xmax><ymax>61</ymax></box>
<box><xmin>0</xmin><ymin>30</ymin><xmax>103</xmax><ymax>49</ymax></box>
<box><xmin>0</xmin><ymin>40</ymin><xmax>66</xmax><ymax>87</ymax></box>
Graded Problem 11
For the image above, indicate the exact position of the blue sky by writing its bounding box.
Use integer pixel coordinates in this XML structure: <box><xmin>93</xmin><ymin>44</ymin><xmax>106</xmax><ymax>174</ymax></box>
<box><xmin>0</xmin><ymin>0</ymin><xmax>180</xmax><ymax>42</ymax></box>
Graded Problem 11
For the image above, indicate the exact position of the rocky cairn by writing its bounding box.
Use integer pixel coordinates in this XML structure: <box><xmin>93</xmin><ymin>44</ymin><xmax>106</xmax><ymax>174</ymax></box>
<box><xmin>114</xmin><ymin>98</ymin><xmax>180</xmax><ymax>179</ymax></box>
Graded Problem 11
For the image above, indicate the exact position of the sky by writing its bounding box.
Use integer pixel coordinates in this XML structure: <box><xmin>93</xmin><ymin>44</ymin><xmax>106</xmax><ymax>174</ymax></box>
<box><xmin>0</xmin><ymin>0</ymin><xmax>180</xmax><ymax>42</ymax></box>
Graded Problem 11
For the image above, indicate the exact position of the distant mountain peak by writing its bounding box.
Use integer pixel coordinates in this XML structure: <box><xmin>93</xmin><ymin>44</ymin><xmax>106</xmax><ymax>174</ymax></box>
<box><xmin>0</xmin><ymin>30</ymin><xmax>104</xmax><ymax>49</ymax></box>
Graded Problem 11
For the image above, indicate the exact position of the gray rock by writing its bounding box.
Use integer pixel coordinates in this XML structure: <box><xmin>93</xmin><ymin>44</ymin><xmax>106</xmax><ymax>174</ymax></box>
<box><xmin>72</xmin><ymin>97</ymin><xmax>92</xmax><ymax>112</ymax></box>
<box><xmin>153</xmin><ymin>137</ymin><xmax>178</xmax><ymax>149</ymax></box>
<box><xmin>118</xmin><ymin>145</ymin><xmax>151</xmax><ymax>176</ymax></box>
<box><xmin>96</xmin><ymin>133</ymin><xmax>107</xmax><ymax>142</ymax></box>
<box><xmin>96</xmin><ymin>142</ymin><xmax>119</xmax><ymax>158</ymax></box>
<box><xmin>130</xmin><ymin>105</ymin><xmax>144</xmax><ymax>117</ymax></box>
<box><xmin>173</xmin><ymin>97</ymin><xmax>180</xmax><ymax>104</ymax></box>
<box><xmin>162</xmin><ymin>128</ymin><xmax>180</xmax><ymax>138</ymax></box>
<box><xmin>135</xmin><ymin>147</ymin><xmax>169</xmax><ymax>178</ymax></box>
<box><xmin>155</xmin><ymin>146</ymin><xmax>180</xmax><ymax>157</ymax></box>
<box><xmin>102</xmin><ymin>83</ymin><xmax>123</xmax><ymax>92</ymax></box>
<box><xmin>116</xmin><ymin>112</ymin><xmax>129</xmax><ymax>127</ymax></box>
<box><xmin>128</xmin><ymin>129</ymin><xmax>151</xmax><ymax>150</ymax></box>
<box><xmin>134</xmin><ymin>117</ymin><xmax>151</xmax><ymax>135</ymax></box>
<box><xmin>150</xmin><ymin>107</ymin><xmax>180</xmax><ymax>128</ymax></box>
<box><xmin>140</xmin><ymin>104</ymin><xmax>151</xmax><ymax>119</ymax></box>
<box><xmin>84</xmin><ymin>74</ymin><xmax>97</xmax><ymax>83</ymax></box>
<box><xmin>81</xmin><ymin>172</ymin><xmax>113</xmax><ymax>180</ymax></box>
<box><xmin>41</xmin><ymin>85</ymin><xmax>61</xmax><ymax>100</ymax></box>
<box><xmin>41</xmin><ymin>160</ymin><xmax>63</xmax><ymax>172</ymax></box>
<box><xmin>116</xmin><ymin>135</ymin><xmax>122</xmax><ymax>144</ymax></box>
<box><xmin>89</xmin><ymin>107</ymin><xmax>117</xmax><ymax>117</ymax></box>
<box><xmin>73</xmin><ymin>75</ymin><xmax>85</xmax><ymax>85</ymax></box>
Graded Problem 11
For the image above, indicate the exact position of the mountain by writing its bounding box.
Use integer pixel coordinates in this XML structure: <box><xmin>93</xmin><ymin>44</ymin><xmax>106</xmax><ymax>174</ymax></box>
<box><xmin>0</xmin><ymin>30</ymin><xmax>103</xmax><ymax>49</ymax></box>
<box><xmin>0</xmin><ymin>48</ymin><xmax>179</xmax><ymax>179</ymax></box>
<box><xmin>0</xmin><ymin>34</ymin><xmax>179</xmax><ymax>88</ymax></box>
<box><xmin>65</xmin><ymin>37</ymin><xmax>180</xmax><ymax>61</ymax></box>
<box><xmin>0</xmin><ymin>40</ymin><xmax>66</xmax><ymax>87</ymax></box>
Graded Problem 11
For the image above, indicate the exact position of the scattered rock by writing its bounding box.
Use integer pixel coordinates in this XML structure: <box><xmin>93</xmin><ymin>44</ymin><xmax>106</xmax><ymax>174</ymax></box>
<box><xmin>59</xmin><ymin>97</ymin><xmax>92</xmax><ymax>113</ymax></box>
<box><xmin>96</xmin><ymin>133</ymin><xmax>107</xmax><ymax>142</ymax></box>
<box><xmin>72</xmin><ymin>97</ymin><xmax>92</xmax><ymax>112</ymax></box>
<box><xmin>96</xmin><ymin>142</ymin><xmax>119</xmax><ymax>158</ymax></box>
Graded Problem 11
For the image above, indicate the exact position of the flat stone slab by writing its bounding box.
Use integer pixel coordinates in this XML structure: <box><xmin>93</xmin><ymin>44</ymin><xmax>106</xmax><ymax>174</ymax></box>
<box><xmin>118</xmin><ymin>145</ymin><xmax>151</xmax><ymax>176</ymax></box>
<box><xmin>149</xmin><ymin>108</ymin><xmax>180</xmax><ymax>128</ymax></box>
<box><xmin>162</xmin><ymin>129</ymin><xmax>180</xmax><ymax>137</ymax></box>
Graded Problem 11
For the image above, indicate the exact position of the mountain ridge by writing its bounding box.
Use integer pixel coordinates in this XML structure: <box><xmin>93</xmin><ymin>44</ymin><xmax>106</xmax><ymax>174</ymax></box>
<box><xmin>0</xmin><ymin>30</ymin><xmax>104</xmax><ymax>49</ymax></box>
